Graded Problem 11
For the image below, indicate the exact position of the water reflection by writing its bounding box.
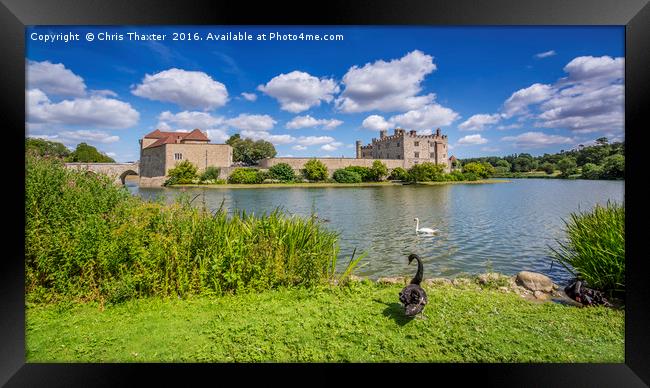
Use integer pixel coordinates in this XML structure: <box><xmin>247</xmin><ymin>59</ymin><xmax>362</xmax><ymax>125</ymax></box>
<box><xmin>131</xmin><ymin>180</ymin><xmax>624</xmax><ymax>285</ymax></box>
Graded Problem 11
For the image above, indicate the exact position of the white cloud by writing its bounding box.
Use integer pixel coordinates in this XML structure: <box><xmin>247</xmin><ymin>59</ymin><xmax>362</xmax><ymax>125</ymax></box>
<box><xmin>458</xmin><ymin>113</ymin><xmax>502</xmax><ymax>131</ymax></box>
<box><xmin>335</xmin><ymin>50</ymin><xmax>436</xmax><ymax>113</ymax></box>
<box><xmin>321</xmin><ymin>141</ymin><xmax>343</xmax><ymax>151</ymax></box>
<box><xmin>131</xmin><ymin>68</ymin><xmax>229</xmax><ymax>110</ymax></box>
<box><xmin>106</xmin><ymin>152</ymin><xmax>117</xmax><ymax>157</ymax></box>
<box><xmin>389</xmin><ymin>104</ymin><xmax>459</xmax><ymax>131</ymax></box>
<box><xmin>157</xmin><ymin>110</ymin><xmax>223</xmax><ymax>130</ymax></box>
<box><xmin>225</xmin><ymin>114</ymin><xmax>276</xmax><ymax>132</ymax></box>
<box><xmin>240</xmin><ymin>130</ymin><xmax>295</xmax><ymax>145</ymax></box>
<box><xmin>496</xmin><ymin>123</ymin><xmax>522</xmax><ymax>130</ymax></box>
<box><xmin>205</xmin><ymin>129</ymin><xmax>230</xmax><ymax>143</ymax></box>
<box><xmin>27</xmin><ymin>60</ymin><xmax>86</xmax><ymax>97</ymax></box>
<box><xmin>57</xmin><ymin>130</ymin><xmax>120</xmax><ymax>145</ymax></box>
<box><xmin>296</xmin><ymin>136</ymin><xmax>335</xmax><ymax>146</ymax></box>
<box><xmin>457</xmin><ymin>134</ymin><xmax>488</xmax><ymax>145</ymax></box>
<box><xmin>241</xmin><ymin>92</ymin><xmax>257</xmax><ymax>102</ymax></box>
<box><xmin>27</xmin><ymin>89</ymin><xmax>139</xmax><ymax>129</ymax></box>
<box><xmin>480</xmin><ymin>146</ymin><xmax>500</xmax><ymax>153</ymax></box>
<box><xmin>286</xmin><ymin>115</ymin><xmax>343</xmax><ymax>130</ymax></box>
<box><xmin>361</xmin><ymin>115</ymin><xmax>392</xmax><ymax>131</ymax></box>
<box><xmin>535</xmin><ymin>50</ymin><xmax>556</xmax><ymax>59</ymax></box>
<box><xmin>501</xmin><ymin>131</ymin><xmax>574</xmax><ymax>148</ymax></box>
<box><xmin>257</xmin><ymin>71</ymin><xmax>339</xmax><ymax>113</ymax></box>
<box><xmin>502</xmin><ymin>83</ymin><xmax>553</xmax><ymax>118</ymax></box>
<box><xmin>291</xmin><ymin>145</ymin><xmax>307</xmax><ymax>151</ymax></box>
<box><xmin>562</xmin><ymin>55</ymin><xmax>624</xmax><ymax>84</ymax></box>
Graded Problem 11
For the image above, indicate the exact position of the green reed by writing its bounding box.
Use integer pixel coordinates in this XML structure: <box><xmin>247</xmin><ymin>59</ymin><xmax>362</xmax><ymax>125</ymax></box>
<box><xmin>25</xmin><ymin>155</ymin><xmax>344</xmax><ymax>305</ymax></box>
<box><xmin>549</xmin><ymin>200</ymin><xmax>625</xmax><ymax>294</ymax></box>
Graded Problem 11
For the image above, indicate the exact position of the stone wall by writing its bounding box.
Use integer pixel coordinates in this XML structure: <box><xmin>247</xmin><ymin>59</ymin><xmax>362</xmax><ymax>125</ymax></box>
<box><xmin>164</xmin><ymin>144</ymin><xmax>232</xmax><ymax>175</ymax></box>
<box><xmin>140</xmin><ymin>146</ymin><xmax>166</xmax><ymax>177</ymax></box>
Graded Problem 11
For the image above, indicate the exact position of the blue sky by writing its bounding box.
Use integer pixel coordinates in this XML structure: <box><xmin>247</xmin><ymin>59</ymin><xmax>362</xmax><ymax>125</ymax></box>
<box><xmin>26</xmin><ymin>26</ymin><xmax>624</xmax><ymax>162</ymax></box>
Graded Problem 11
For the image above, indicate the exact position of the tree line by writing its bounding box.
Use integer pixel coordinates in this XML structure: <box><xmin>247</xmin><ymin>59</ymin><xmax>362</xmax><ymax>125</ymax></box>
<box><xmin>26</xmin><ymin>137</ymin><xmax>116</xmax><ymax>163</ymax></box>
<box><xmin>458</xmin><ymin>137</ymin><xmax>624</xmax><ymax>180</ymax></box>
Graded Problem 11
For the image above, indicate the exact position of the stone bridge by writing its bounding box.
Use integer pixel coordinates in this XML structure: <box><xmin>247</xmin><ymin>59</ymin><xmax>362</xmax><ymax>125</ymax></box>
<box><xmin>64</xmin><ymin>162</ymin><xmax>139</xmax><ymax>185</ymax></box>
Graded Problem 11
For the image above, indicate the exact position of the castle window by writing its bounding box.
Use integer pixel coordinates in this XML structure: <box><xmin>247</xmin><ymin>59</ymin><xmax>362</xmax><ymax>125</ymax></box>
<box><xmin>430</xmin><ymin>152</ymin><xmax>435</xmax><ymax>158</ymax></box>
<box><xmin>414</xmin><ymin>141</ymin><xmax>419</xmax><ymax>147</ymax></box>
<box><xmin>397</xmin><ymin>142</ymin><xmax>400</xmax><ymax>147</ymax></box>
<box><xmin>174</xmin><ymin>153</ymin><xmax>183</xmax><ymax>160</ymax></box>
<box><xmin>414</xmin><ymin>152</ymin><xmax>419</xmax><ymax>158</ymax></box>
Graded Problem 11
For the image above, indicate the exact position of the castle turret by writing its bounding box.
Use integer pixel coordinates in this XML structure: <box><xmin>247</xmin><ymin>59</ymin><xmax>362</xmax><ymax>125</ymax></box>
<box><xmin>379</xmin><ymin>130</ymin><xmax>387</xmax><ymax>139</ymax></box>
<box><xmin>355</xmin><ymin>140</ymin><xmax>362</xmax><ymax>158</ymax></box>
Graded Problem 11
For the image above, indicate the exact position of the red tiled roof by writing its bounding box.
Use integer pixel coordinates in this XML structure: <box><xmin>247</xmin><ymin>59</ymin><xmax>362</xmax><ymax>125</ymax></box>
<box><xmin>143</xmin><ymin>129</ymin><xmax>210</xmax><ymax>149</ymax></box>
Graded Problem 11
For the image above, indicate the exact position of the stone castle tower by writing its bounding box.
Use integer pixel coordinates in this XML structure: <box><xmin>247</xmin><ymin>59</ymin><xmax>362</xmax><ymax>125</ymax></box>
<box><xmin>356</xmin><ymin>128</ymin><xmax>450</xmax><ymax>170</ymax></box>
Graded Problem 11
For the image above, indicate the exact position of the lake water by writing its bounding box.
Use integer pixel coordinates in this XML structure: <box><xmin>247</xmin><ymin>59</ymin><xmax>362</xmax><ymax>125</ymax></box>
<box><xmin>127</xmin><ymin>179</ymin><xmax>624</xmax><ymax>285</ymax></box>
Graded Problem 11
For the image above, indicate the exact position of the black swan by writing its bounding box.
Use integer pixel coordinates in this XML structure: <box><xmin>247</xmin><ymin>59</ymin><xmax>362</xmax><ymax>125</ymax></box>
<box><xmin>399</xmin><ymin>254</ymin><xmax>428</xmax><ymax>317</ymax></box>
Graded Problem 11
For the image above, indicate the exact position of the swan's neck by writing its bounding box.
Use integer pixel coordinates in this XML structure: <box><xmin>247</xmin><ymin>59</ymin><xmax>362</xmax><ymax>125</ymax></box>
<box><xmin>410</xmin><ymin>256</ymin><xmax>424</xmax><ymax>285</ymax></box>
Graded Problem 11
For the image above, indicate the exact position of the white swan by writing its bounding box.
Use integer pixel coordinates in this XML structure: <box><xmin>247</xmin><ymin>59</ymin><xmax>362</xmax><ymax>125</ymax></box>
<box><xmin>414</xmin><ymin>218</ymin><xmax>437</xmax><ymax>234</ymax></box>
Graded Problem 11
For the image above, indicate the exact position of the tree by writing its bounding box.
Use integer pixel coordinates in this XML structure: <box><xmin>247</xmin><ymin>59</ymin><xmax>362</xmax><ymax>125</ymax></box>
<box><xmin>576</xmin><ymin>144</ymin><xmax>610</xmax><ymax>166</ymax></box>
<box><xmin>67</xmin><ymin>142</ymin><xmax>115</xmax><ymax>163</ymax></box>
<box><xmin>302</xmin><ymin>159</ymin><xmax>328</xmax><ymax>181</ymax></box>
<box><xmin>595</xmin><ymin>137</ymin><xmax>609</xmax><ymax>146</ymax></box>
<box><xmin>462</xmin><ymin>162</ymin><xmax>493</xmax><ymax>179</ymax></box>
<box><xmin>26</xmin><ymin>137</ymin><xmax>70</xmax><ymax>158</ymax></box>
<box><xmin>557</xmin><ymin>157</ymin><xmax>578</xmax><ymax>177</ymax></box>
<box><xmin>581</xmin><ymin>163</ymin><xmax>602</xmax><ymax>180</ymax></box>
<box><xmin>268</xmin><ymin>163</ymin><xmax>296</xmax><ymax>182</ymax></box>
<box><xmin>601</xmin><ymin>154</ymin><xmax>624</xmax><ymax>179</ymax></box>
<box><xmin>343</xmin><ymin>166</ymin><xmax>372</xmax><ymax>182</ymax></box>
<box><xmin>512</xmin><ymin>155</ymin><xmax>535</xmax><ymax>172</ymax></box>
<box><xmin>388</xmin><ymin>167</ymin><xmax>409</xmax><ymax>181</ymax></box>
<box><xmin>333</xmin><ymin>169</ymin><xmax>362</xmax><ymax>183</ymax></box>
<box><xmin>540</xmin><ymin>162</ymin><xmax>555</xmax><ymax>175</ymax></box>
<box><xmin>369</xmin><ymin>160</ymin><xmax>388</xmax><ymax>182</ymax></box>
<box><xmin>226</xmin><ymin>134</ymin><xmax>276</xmax><ymax>165</ymax></box>
<box><xmin>199</xmin><ymin>166</ymin><xmax>221</xmax><ymax>182</ymax></box>
<box><xmin>495</xmin><ymin>159</ymin><xmax>511</xmax><ymax>170</ymax></box>
<box><xmin>228</xmin><ymin>168</ymin><xmax>263</xmax><ymax>184</ymax></box>
<box><xmin>408</xmin><ymin>162</ymin><xmax>445</xmax><ymax>182</ymax></box>
<box><xmin>165</xmin><ymin>160</ymin><xmax>198</xmax><ymax>185</ymax></box>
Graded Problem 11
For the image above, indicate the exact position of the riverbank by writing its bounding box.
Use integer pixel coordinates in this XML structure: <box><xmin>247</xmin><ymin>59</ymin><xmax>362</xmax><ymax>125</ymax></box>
<box><xmin>165</xmin><ymin>179</ymin><xmax>510</xmax><ymax>189</ymax></box>
<box><xmin>26</xmin><ymin>279</ymin><xmax>623</xmax><ymax>362</ymax></box>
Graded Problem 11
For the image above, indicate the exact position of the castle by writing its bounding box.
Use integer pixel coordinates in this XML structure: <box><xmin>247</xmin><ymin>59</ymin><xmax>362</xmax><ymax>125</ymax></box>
<box><xmin>356</xmin><ymin>128</ymin><xmax>450</xmax><ymax>169</ymax></box>
<box><xmin>139</xmin><ymin>128</ymin><xmax>232</xmax><ymax>186</ymax></box>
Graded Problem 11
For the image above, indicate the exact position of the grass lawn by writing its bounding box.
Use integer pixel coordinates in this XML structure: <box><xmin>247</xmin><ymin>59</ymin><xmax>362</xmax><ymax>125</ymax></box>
<box><xmin>26</xmin><ymin>282</ymin><xmax>623</xmax><ymax>363</ymax></box>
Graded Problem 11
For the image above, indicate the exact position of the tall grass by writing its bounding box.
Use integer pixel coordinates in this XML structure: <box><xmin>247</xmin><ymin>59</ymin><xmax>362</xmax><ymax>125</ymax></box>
<box><xmin>26</xmin><ymin>155</ymin><xmax>344</xmax><ymax>305</ymax></box>
<box><xmin>549</xmin><ymin>201</ymin><xmax>625</xmax><ymax>294</ymax></box>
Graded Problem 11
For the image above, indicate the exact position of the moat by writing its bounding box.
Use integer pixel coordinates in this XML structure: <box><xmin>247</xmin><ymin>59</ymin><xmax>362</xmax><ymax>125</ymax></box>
<box><xmin>128</xmin><ymin>179</ymin><xmax>624</xmax><ymax>285</ymax></box>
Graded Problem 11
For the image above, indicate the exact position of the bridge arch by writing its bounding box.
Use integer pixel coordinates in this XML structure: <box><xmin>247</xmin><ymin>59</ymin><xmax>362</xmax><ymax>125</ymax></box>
<box><xmin>119</xmin><ymin>170</ymin><xmax>139</xmax><ymax>185</ymax></box>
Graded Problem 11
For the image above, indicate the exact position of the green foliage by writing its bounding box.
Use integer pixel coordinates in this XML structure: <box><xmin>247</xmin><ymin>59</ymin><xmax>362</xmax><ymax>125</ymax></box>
<box><xmin>549</xmin><ymin>201</ymin><xmax>625</xmax><ymax>295</ymax></box>
<box><xmin>228</xmin><ymin>168</ymin><xmax>263</xmax><ymax>184</ymax></box>
<box><xmin>540</xmin><ymin>162</ymin><xmax>556</xmax><ymax>175</ymax></box>
<box><xmin>26</xmin><ymin>155</ymin><xmax>344</xmax><ymax>305</ymax></box>
<box><xmin>369</xmin><ymin>160</ymin><xmax>389</xmax><ymax>182</ymax></box>
<box><xmin>165</xmin><ymin>160</ymin><xmax>198</xmax><ymax>186</ymax></box>
<box><xmin>512</xmin><ymin>155</ymin><xmax>535</xmax><ymax>172</ymax></box>
<box><xmin>581</xmin><ymin>163</ymin><xmax>603</xmax><ymax>180</ymax></box>
<box><xmin>495</xmin><ymin>159</ymin><xmax>510</xmax><ymax>169</ymax></box>
<box><xmin>341</xmin><ymin>166</ymin><xmax>372</xmax><ymax>182</ymax></box>
<box><xmin>408</xmin><ymin>162</ymin><xmax>445</xmax><ymax>182</ymax></box>
<box><xmin>199</xmin><ymin>166</ymin><xmax>221</xmax><ymax>182</ymax></box>
<box><xmin>67</xmin><ymin>142</ymin><xmax>115</xmax><ymax>163</ymax></box>
<box><xmin>332</xmin><ymin>169</ymin><xmax>362</xmax><ymax>183</ymax></box>
<box><xmin>557</xmin><ymin>157</ymin><xmax>578</xmax><ymax>177</ymax></box>
<box><xmin>576</xmin><ymin>144</ymin><xmax>610</xmax><ymax>166</ymax></box>
<box><xmin>462</xmin><ymin>162</ymin><xmax>494</xmax><ymax>179</ymax></box>
<box><xmin>601</xmin><ymin>154</ymin><xmax>624</xmax><ymax>179</ymax></box>
<box><xmin>226</xmin><ymin>134</ymin><xmax>277</xmax><ymax>165</ymax></box>
<box><xmin>388</xmin><ymin>167</ymin><xmax>409</xmax><ymax>181</ymax></box>
<box><xmin>302</xmin><ymin>159</ymin><xmax>328</xmax><ymax>181</ymax></box>
<box><xmin>26</xmin><ymin>137</ymin><xmax>70</xmax><ymax>158</ymax></box>
<box><xmin>268</xmin><ymin>163</ymin><xmax>296</xmax><ymax>182</ymax></box>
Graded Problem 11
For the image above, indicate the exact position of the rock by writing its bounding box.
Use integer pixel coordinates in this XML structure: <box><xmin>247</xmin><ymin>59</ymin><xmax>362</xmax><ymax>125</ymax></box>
<box><xmin>498</xmin><ymin>287</ymin><xmax>509</xmax><ymax>293</ymax></box>
<box><xmin>377</xmin><ymin>276</ymin><xmax>407</xmax><ymax>285</ymax></box>
<box><xmin>477</xmin><ymin>273</ymin><xmax>502</xmax><ymax>285</ymax></box>
<box><xmin>516</xmin><ymin>271</ymin><xmax>553</xmax><ymax>292</ymax></box>
<box><xmin>452</xmin><ymin>278</ymin><xmax>471</xmax><ymax>287</ymax></box>
<box><xmin>533</xmin><ymin>290</ymin><xmax>549</xmax><ymax>300</ymax></box>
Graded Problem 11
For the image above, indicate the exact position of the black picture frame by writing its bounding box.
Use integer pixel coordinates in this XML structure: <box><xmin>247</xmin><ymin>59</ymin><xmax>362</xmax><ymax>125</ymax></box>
<box><xmin>2</xmin><ymin>0</ymin><xmax>649</xmax><ymax>385</ymax></box>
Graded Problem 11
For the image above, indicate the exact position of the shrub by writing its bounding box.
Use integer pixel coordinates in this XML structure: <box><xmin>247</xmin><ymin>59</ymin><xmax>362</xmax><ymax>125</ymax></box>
<box><xmin>369</xmin><ymin>160</ymin><xmax>389</xmax><ymax>182</ymax></box>
<box><xmin>462</xmin><ymin>172</ymin><xmax>479</xmax><ymax>181</ymax></box>
<box><xmin>540</xmin><ymin>162</ymin><xmax>555</xmax><ymax>175</ymax></box>
<box><xmin>388</xmin><ymin>167</ymin><xmax>409</xmax><ymax>181</ymax></box>
<box><xmin>549</xmin><ymin>201</ymin><xmax>625</xmax><ymax>295</ymax></box>
<box><xmin>333</xmin><ymin>169</ymin><xmax>362</xmax><ymax>183</ymax></box>
<box><xmin>601</xmin><ymin>154</ymin><xmax>624</xmax><ymax>179</ymax></box>
<box><xmin>228</xmin><ymin>167</ymin><xmax>263</xmax><ymax>184</ymax></box>
<box><xmin>581</xmin><ymin>163</ymin><xmax>602</xmax><ymax>180</ymax></box>
<box><xmin>200</xmin><ymin>166</ymin><xmax>221</xmax><ymax>182</ymax></box>
<box><xmin>342</xmin><ymin>166</ymin><xmax>372</xmax><ymax>182</ymax></box>
<box><xmin>303</xmin><ymin>159</ymin><xmax>328</xmax><ymax>181</ymax></box>
<box><xmin>269</xmin><ymin>163</ymin><xmax>296</xmax><ymax>182</ymax></box>
<box><xmin>557</xmin><ymin>157</ymin><xmax>578</xmax><ymax>177</ymax></box>
<box><xmin>462</xmin><ymin>162</ymin><xmax>493</xmax><ymax>179</ymax></box>
<box><xmin>408</xmin><ymin>162</ymin><xmax>445</xmax><ymax>182</ymax></box>
<box><xmin>165</xmin><ymin>160</ymin><xmax>198</xmax><ymax>186</ymax></box>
